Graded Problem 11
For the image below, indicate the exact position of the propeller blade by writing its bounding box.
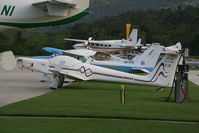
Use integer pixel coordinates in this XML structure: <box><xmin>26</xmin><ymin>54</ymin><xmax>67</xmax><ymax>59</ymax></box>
<box><xmin>0</xmin><ymin>51</ymin><xmax>16</xmax><ymax>71</ymax></box>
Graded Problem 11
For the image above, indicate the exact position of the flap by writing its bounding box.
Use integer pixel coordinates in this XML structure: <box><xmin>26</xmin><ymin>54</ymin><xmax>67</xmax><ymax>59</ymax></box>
<box><xmin>33</xmin><ymin>0</ymin><xmax>76</xmax><ymax>16</ymax></box>
<box><xmin>33</xmin><ymin>0</ymin><xmax>76</xmax><ymax>7</ymax></box>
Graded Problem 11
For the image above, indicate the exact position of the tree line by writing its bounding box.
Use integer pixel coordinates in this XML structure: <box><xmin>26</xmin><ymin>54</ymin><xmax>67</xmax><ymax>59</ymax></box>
<box><xmin>0</xmin><ymin>5</ymin><xmax>198</xmax><ymax>56</ymax></box>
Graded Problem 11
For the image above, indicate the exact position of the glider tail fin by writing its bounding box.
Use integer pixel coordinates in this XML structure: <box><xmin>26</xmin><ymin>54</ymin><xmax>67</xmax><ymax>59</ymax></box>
<box><xmin>128</xmin><ymin>29</ymin><xmax>138</xmax><ymax>45</ymax></box>
<box><xmin>145</xmin><ymin>52</ymin><xmax>181</xmax><ymax>87</ymax></box>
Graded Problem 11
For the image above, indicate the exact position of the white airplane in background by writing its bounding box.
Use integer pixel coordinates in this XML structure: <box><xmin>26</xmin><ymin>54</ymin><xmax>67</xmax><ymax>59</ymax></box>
<box><xmin>42</xmin><ymin>44</ymin><xmax>165</xmax><ymax>73</ymax></box>
<box><xmin>17</xmin><ymin>49</ymin><xmax>181</xmax><ymax>89</ymax></box>
<box><xmin>0</xmin><ymin>51</ymin><xmax>16</xmax><ymax>71</ymax></box>
<box><xmin>41</xmin><ymin>43</ymin><xmax>182</xmax><ymax>73</ymax></box>
<box><xmin>64</xmin><ymin>29</ymin><xmax>142</xmax><ymax>52</ymax></box>
<box><xmin>0</xmin><ymin>0</ymin><xmax>90</xmax><ymax>30</ymax></box>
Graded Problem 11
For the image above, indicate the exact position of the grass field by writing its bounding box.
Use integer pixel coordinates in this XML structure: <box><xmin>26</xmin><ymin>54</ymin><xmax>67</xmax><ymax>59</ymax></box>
<box><xmin>0</xmin><ymin>118</ymin><xmax>198</xmax><ymax>133</ymax></box>
<box><xmin>190</xmin><ymin>56</ymin><xmax>199</xmax><ymax>59</ymax></box>
<box><xmin>0</xmin><ymin>81</ymin><xmax>198</xmax><ymax>132</ymax></box>
<box><xmin>190</xmin><ymin>68</ymin><xmax>199</xmax><ymax>70</ymax></box>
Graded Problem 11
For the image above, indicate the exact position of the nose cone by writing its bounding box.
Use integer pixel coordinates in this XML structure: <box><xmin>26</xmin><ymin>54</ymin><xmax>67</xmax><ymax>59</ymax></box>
<box><xmin>16</xmin><ymin>57</ymin><xmax>24</xmax><ymax>65</ymax></box>
<box><xmin>16</xmin><ymin>57</ymin><xmax>24</xmax><ymax>69</ymax></box>
<box><xmin>16</xmin><ymin>57</ymin><xmax>22</xmax><ymax>62</ymax></box>
<box><xmin>16</xmin><ymin>57</ymin><xmax>34</xmax><ymax>69</ymax></box>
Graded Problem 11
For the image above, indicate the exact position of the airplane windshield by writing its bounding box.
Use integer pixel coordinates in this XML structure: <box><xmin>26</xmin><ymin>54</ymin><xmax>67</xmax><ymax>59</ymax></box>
<box><xmin>94</xmin><ymin>52</ymin><xmax>111</xmax><ymax>61</ymax></box>
<box><xmin>77</xmin><ymin>56</ymin><xmax>87</xmax><ymax>63</ymax></box>
<box><xmin>63</xmin><ymin>52</ymin><xmax>87</xmax><ymax>63</ymax></box>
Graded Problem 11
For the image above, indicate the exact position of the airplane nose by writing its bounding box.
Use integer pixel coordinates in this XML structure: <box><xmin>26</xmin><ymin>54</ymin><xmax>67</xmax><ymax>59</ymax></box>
<box><xmin>16</xmin><ymin>57</ymin><xmax>23</xmax><ymax>63</ymax></box>
<box><xmin>73</xmin><ymin>43</ymin><xmax>85</xmax><ymax>49</ymax></box>
<box><xmin>16</xmin><ymin>58</ymin><xmax>22</xmax><ymax>62</ymax></box>
<box><xmin>16</xmin><ymin>57</ymin><xmax>23</xmax><ymax>69</ymax></box>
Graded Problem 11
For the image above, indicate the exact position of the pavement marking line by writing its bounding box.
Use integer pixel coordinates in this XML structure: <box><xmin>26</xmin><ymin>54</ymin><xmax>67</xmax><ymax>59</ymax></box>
<box><xmin>0</xmin><ymin>115</ymin><xmax>198</xmax><ymax>125</ymax></box>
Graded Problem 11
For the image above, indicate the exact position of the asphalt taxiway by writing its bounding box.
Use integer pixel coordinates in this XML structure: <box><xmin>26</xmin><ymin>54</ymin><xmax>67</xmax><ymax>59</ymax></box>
<box><xmin>189</xmin><ymin>70</ymin><xmax>199</xmax><ymax>86</ymax></box>
<box><xmin>0</xmin><ymin>68</ymin><xmax>52</xmax><ymax>107</ymax></box>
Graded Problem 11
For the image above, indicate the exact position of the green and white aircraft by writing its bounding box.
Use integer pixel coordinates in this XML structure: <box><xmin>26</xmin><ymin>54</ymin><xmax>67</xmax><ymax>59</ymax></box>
<box><xmin>0</xmin><ymin>0</ymin><xmax>90</xmax><ymax>70</ymax></box>
<box><xmin>0</xmin><ymin>0</ymin><xmax>90</xmax><ymax>30</ymax></box>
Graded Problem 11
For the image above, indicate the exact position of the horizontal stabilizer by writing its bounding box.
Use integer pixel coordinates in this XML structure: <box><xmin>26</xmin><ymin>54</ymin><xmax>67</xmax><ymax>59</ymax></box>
<box><xmin>163</xmin><ymin>42</ymin><xmax>182</xmax><ymax>54</ymax></box>
<box><xmin>33</xmin><ymin>0</ymin><xmax>76</xmax><ymax>16</ymax></box>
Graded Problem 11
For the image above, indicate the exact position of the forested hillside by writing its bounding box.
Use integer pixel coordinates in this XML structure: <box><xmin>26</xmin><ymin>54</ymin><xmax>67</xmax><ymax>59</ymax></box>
<box><xmin>82</xmin><ymin>0</ymin><xmax>195</xmax><ymax>22</ymax></box>
<box><xmin>0</xmin><ymin>5</ymin><xmax>199</xmax><ymax>56</ymax></box>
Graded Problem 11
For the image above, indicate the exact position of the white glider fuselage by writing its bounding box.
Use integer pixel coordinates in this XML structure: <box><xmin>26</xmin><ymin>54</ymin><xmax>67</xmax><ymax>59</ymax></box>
<box><xmin>0</xmin><ymin>0</ymin><xmax>89</xmax><ymax>29</ymax></box>
<box><xmin>49</xmin><ymin>54</ymin><xmax>180</xmax><ymax>88</ymax></box>
<box><xmin>17</xmin><ymin>51</ymin><xmax>181</xmax><ymax>88</ymax></box>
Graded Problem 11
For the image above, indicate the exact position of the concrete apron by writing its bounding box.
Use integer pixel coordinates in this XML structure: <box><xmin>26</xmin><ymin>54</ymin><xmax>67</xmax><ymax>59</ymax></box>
<box><xmin>0</xmin><ymin>68</ymin><xmax>52</xmax><ymax>107</ymax></box>
<box><xmin>189</xmin><ymin>70</ymin><xmax>199</xmax><ymax>86</ymax></box>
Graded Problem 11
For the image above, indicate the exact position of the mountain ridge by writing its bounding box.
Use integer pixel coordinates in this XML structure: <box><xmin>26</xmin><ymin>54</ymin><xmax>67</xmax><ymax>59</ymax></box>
<box><xmin>82</xmin><ymin>0</ymin><xmax>194</xmax><ymax>22</ymax></box>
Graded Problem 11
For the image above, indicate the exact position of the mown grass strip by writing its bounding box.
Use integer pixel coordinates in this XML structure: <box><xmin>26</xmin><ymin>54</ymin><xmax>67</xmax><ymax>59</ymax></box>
<box><xmin>0</xmin><ymin>81</ymin><xmax>198</xmax><ymax>121</ymax></box>
<box><xmin>0</xmin><ymin>118</ymin><xmax>198</xmax><ymax>133</ymax></box>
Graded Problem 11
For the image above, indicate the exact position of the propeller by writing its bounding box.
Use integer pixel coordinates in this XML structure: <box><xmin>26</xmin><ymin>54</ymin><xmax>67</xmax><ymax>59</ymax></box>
<box><xmin>16</xmin><ymin>57</ymin><xmax>33</xmax><ymax>70</ymax></box>
<box><xmin>16</xmin><ymin>58</ymin><xmax>24</xmax><ymax>70</ymax></box>
<box><xmin>0</xmin><ymin>51</ymin><xmax>16</xmax><ymax>71</ymax></box>
<box><xmin>84</xmin><ymin>37</ymin><xmax>93</xmax><ymax>45</ymax></box>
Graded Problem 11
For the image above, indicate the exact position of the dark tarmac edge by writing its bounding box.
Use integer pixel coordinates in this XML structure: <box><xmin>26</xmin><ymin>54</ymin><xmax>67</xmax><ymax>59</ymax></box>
<box><xmin>0</xmin><ymin>115</ymin><xmax>198</xmax><ymax>124</ymax></box>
